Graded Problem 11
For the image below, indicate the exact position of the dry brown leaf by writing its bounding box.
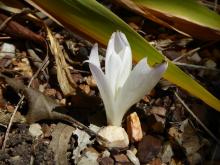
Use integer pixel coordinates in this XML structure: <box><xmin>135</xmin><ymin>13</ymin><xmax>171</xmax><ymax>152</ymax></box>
<box><xmin>49</xmin><ymin>122</ymin><xmax>75</xmax><ymax>165</ymax></box>
<box><xmin>116</xmin><ymin>0</ymin><xmax>220</xmax><ymax>40</ymax></box>
<box><xmin>115</xmin><ymin>0</ymin><xmax>189</xmax><ymax>36</ymax></box>
<box><xmin>0</xmin><ymin>74</ymin><xmax>75</xmax><ymax>124</ymax></box>
<box><xmin>47</xmin><ymin>28</ymin><xmax>76</xmax><ymax>96</ymax></box>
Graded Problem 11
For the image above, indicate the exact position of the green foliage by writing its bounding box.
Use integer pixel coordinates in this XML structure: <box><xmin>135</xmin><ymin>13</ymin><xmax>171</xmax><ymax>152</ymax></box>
<box><xmin>25</xmin><ymin>0</ymin><xmax>220</xmax><ymax>111</ymax></box>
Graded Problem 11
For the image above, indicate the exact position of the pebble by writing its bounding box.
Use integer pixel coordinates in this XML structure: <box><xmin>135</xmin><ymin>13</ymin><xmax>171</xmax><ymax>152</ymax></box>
<box><xmin>137</xmin><ymin>135</ymin><xmax>162</xmax><ymax>163</ymax></box>
<box><xmin>98</xmin><ymin>126</ymin><xmax>129</xmax><ymax>148</ymax></box>
<box><xmin>127</xmin><ymin>112</ymin><xmax>143</xmax><ymax>142</ymax></box>
<box><xmin>29</xmin><ymin>123</ymin><xmax>43</xmax><ymax>138</ymax></box>
<box><xmin>98</xmin><ymin>157</ymin><xmax>114</xmax><ymax>165</ymax></box>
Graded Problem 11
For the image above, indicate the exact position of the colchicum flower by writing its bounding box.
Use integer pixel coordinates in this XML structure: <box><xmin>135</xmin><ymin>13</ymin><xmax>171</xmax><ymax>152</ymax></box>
<box><xmin>87</xmin><ymin>31</ymin><xmax>167</xmax><ymax>126</ymax></box>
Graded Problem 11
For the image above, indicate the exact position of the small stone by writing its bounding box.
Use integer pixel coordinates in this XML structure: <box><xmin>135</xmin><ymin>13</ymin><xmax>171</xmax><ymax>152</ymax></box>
<box><xmin>187</xmin><ymin>52</ymin><xmax>201</xmax><ymax>63</ymax></box>
<box><xmin>0</xmin><ymin>43</ymin><xmax>15</xmax><ymax>59</ymax></box>
<box><xmin>29</xmin><ymin>123</ymin><xmax>43</xmax><ymax>138</ymax></box>
<box><xmin>161</xmin><ymin>142</ymin><xmax>174</xmax><ymax>163</ymax></box>
<box><xmin>77</xmin><ymin>148</ymin><xmax>99</xmax><ymax>165</ymax></box>
<box><xmin>101</xmin><ymin>150</ymin><xmax>111</xmax><ymax>157</ymax></box>
<box><xmin>188</xmin><ymin>153</ymin><xmax>202</xmax><ymax>165</ymax></box>
<box><xmin>113</xmin><ymin>154</ymin><xmax>130</xmax><ymax>163</ymax></box>
<box><xmin>79</xmin><ymin>84</ymin><xmax>90</xmax><ymax>94</ymax></box>
<box><xmin>85</xmin><ymin>76</ymin><xmax>97</xmax><ymax>87</ymax></box>
<box><xmin>98</xmin><ymin>126</ymin><xmax>129</xmax><ymax>148</ymax></box>
<box><xmin>146</xmin><ymin>114</ymin><xmax>165</xmax><ymax>133</ymax></box>
<box><xmin>150</xmin><ymin>106</ymin><xmax>166</xmax><ymax>117</ymax></box>
<box><xmin>127</xmin><ymin>112</ymin><xmax>143</xmax><ymax>142</ymax></box>
<box><xmin>126</xmin><ymin>150</ymin><xmax>140</xmax><ymax>165</ymax></box>
<box><xmin>148</xmin><ymin>158</ymin><xmax>163</xmax><ymax>165</ymax></box>
<box><xmin>205</xmin><ymin>59</ymin><xmax>216</xmax><ymax>68</ymax></box>
<box><xmin>137</xmin><ymin>135</ymin><xmax>162</xmax><ymax>163</ymax></box>
<box><xmin>98</xmin><ymin>157</ymin><xmax>114</xmax><ymax>165</ymax></box>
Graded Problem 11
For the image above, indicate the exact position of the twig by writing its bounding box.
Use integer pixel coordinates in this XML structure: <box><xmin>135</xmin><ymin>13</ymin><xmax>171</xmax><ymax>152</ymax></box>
<box><xmin>174</xmin><ymin>92</ymin><xmax>220</xmax><ymax>144</ymax></box>
<box><xmin>0</xmin><ymin>9</ymin><xmax>33</xmax><ymax>31</ymax></box>
<box><xmin>214</xmin><ymin>0</ymin><xmax>218</xmax><ymax>11</ymax></box>
<box><xmin>172</xmin><ymin>61</ymin><xmax>220</xmax><ymax>71</ymax></box>
<box><xmin>210</xmin><ymin>143</ymin><xmax>218</xmax><ymax>164</ymax></box>
<box><xmin>0</xmin><ymin>36</ymin><xmax>11</xmax><ymax>40</ymax></box>
<box><xmin>2</xmin><ymin>55</ymin><xmax>49</xmax><ymax>149</ymax></box>
<box><xmin>172</xmin><ymin>47</ymin><xmax>200</xmax><ymax>62</ymax></box>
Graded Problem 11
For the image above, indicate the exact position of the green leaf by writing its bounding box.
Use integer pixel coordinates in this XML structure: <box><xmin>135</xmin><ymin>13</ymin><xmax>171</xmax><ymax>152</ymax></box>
<box><xmin>117</xmin><ymin>0</ymin><xmax>220</xmax><ymax>40</ymax></box>
<box><xmin>25</xmin><ymin>0</ymin><xmax>220</xmax><ymax>111</ymax></box>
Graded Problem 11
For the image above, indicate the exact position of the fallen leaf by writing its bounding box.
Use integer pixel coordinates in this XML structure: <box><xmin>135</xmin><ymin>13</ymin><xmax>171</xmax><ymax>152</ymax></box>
<box><xmin>49</xmin><ymin>122</ymin><xmax>75</xmax><ymax>165</ymax></box>
<box><xmin>0</xmin><ymin>74</ymin><xmax>77</xmax><ymax>124</ymax></box>
<box><xmin>47</xmin><ymin>28</ymin><xmax>77</xmax><ymax>95</ymax></box>
<box><xmin>0</xmin><ymin>109</ymin><xmax>25</xmax><ymax>126</ymax></box>
<box><xmin>180</xmin><ymin>119</ymin><xmax>206</xmax><ymax>155</ymax></box>
<box><xmin>12</xmin><ymin>57</ymin><xmax>33</xmax><ymax>77</ymax></box>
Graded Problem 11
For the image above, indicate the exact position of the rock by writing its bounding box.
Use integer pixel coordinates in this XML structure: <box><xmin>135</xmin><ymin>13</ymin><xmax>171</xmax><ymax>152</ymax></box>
<box><xmin>98</xmin><ymin>157</ymin><xmax>114</xmax><ymax>165</ymax></box>
<box><xmin>127</xmin><ymin>112</ymin><xmax>143</xmax><ymax>142</ymax></box>
<box><xmin>113</xmin><ymin>154</ymin><xmax>130</xmax><ymax>164</ymax></box>
<box><xmin>187</xmin><ymin>153</ymin><xmax>202</xmax><ymax>165</ymax></box>
<box><xmin>148</xmin><ymin>158</ymin><xmax>163</xmax><ymax>165</ymax></box>
<box><xmin>187</xmin><ymin>52</ymin><xmax>201</xmax><ymax>63</ymax></box>
<box><xmin>97</xmin><ymin>126</ymin><xmax>129</xmax><ymax>148</ymax></box>
<box><xmin>161</xmin><ymin>142</ymin><xmax>174</xmax><ymax>163</ymax></box>
<box><xmin>150</xmin><ymin>106</ymin><xmax>166</xmax><ymax>117</ymax></box>
<box><xmin>137</xmin><ymin>135</ymin><xmax>162</xmax><ymax>163</ymax></box>
<box><xmin>29</xmin><ymin>123</ymin><xmax>43</xmax><ymax>138</ymax></box>
<box><xmin>205</xmin><ymin>59</ymin><xmax>216</xmax><ymax>68</ymax></box>
<box><xmin>101</xmin><ymin>150</ymin><xmax>111</xmax><ymax>157</ymax></box>
<box><xmin>126</xmin><ymin>150</ymin><xmax>140</xmax><ymax>165</ymax></box>
<box><xmin>146</xmin><ymin>114</ymin><xmax>165</xmax><ymax>133</ymax></box>
<box><xmin>0</xmin><ymin>43</ymin><xmax>15</xmax><ymax>59</ymax></box>
<box><xmin>77</xmin><ymin>148</ymin><xmax>99</xmax><ymax>165</ymax></box>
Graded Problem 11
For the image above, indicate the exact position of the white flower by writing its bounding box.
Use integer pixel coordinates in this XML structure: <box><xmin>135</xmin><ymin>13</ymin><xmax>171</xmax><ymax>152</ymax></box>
<box><xmin>87</xmin><ymin>31</ymin><xmax>167</xmax><ymax>126</ymax></box>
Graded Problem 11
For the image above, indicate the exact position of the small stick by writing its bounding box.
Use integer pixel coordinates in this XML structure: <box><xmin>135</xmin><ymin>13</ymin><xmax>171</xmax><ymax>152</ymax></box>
<box><xmin>174</xmin><ymin>92</ymin><xmax>220</xmax><ymax>144</ymax></box>
<box><xmin>214</xmin><ymin>0</ymin><xmax>218</xmax><ymax>11</ymax></box>
<box><xmin>172</xmin><ymin>47</ymin><xmax>200</xmax><ymax>62</ymax></box>
<box><xmin>173</xmin><ymin>61</ymin><xmax>220</xmax><ymax>71</ymax></box>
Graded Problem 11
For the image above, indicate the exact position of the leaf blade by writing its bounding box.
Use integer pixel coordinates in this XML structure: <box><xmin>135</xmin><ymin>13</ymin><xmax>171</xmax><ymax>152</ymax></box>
<box><xmin>25</xmin><ymin>0</ymin><xmax>220</xmax><ymax>111</ymax></box>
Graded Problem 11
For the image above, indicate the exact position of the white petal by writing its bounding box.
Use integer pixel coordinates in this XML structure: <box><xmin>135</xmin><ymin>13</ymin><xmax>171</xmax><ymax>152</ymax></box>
<box><xmin>116</xmin><ymin>46</ymin><xmax>132</xmax><ymax>88</ymax></box>
<box><xmin>114</xmin><ymin>31</ymin><xmax>128</xmax><ymax>54</ymax></box>
<box><xmin>105</xmin><ymin>32</ymin><xmax>115</xmax><ymax>68</ymax></box>
<box><xmin>105</xmin><ymin>52</ymin><xmax>122</xmax><ymax>96</ymax></box>
<box><xmin>88</xmin><ymin>43</ymin><xmax>101</xmax><ymax>68</ymax></box>
<box><xmin>114</xmin><ymin>58</ymin><xmax>167</xmax><ymax>125</ymax></box>
<box><xmin>88</xmin><ymin>63</ymin><xmax>114</xmax><ymax>124</ymax></box>
<box><xmin>105</xmin><ymin>31</ymin><xmax>129</xmax><ymax>68</ymax></box>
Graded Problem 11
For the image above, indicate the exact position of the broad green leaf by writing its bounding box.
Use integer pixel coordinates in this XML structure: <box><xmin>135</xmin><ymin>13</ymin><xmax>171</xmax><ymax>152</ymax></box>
<box><xmin>25</xmin><ymin>0</ymin><xmax>220</xmax><ymax>111</ymax></box>
<box><xmin>117</xmin><ymin>0</ymin><xmax>220</xmax><ymax>40</ymax></box>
